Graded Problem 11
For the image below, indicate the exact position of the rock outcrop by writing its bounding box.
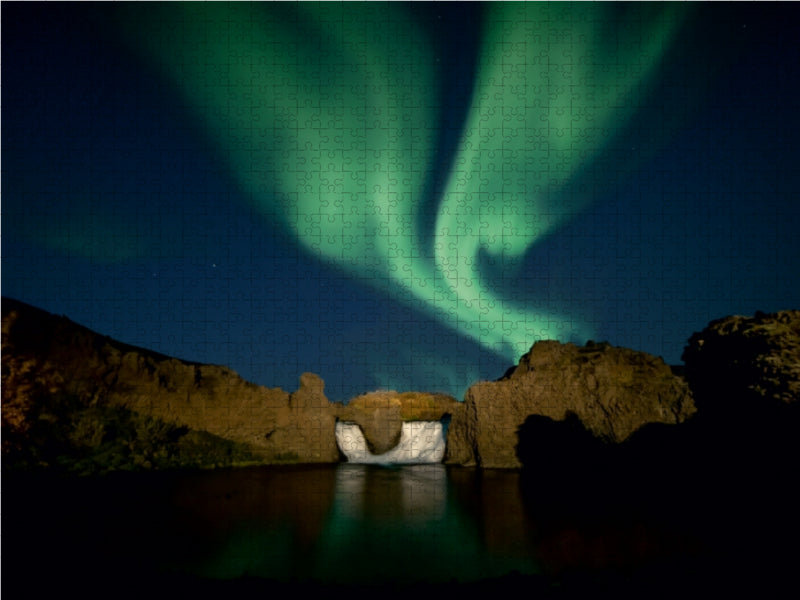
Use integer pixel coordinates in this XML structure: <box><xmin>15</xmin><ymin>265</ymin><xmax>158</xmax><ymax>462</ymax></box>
<box><xmin>682</xmin><ymin>309</ymin><xmax>800</xmax><ymax>412</ymax></box>
<box><xmin>446</xmin><ymin>340</ymin><xmax>696</xmax><ymax>468</ymax></box>
<box><xmin>1</xmin><ymin>298</ymin><xmax>340</xmax><ymax>472</ymax></box>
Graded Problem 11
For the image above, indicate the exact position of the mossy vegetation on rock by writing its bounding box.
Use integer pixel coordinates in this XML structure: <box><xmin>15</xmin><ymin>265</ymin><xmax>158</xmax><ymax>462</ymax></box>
<box><xmin>2</xmin><ymin>391</ymin><xmax>256</xmax><ymax>475</ymax></box>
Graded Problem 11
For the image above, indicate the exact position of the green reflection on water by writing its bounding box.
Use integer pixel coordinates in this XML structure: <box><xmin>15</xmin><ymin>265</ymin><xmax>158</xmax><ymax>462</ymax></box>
<box><xmin>185</xmin><ymin>465</ymin><xmax>538</xmax><ymax>583</ymax></box>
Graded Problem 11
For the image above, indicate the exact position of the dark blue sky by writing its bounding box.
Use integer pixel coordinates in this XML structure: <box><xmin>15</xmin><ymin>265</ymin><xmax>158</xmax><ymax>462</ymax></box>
<box><xmin>3</xmin><ymin>3</ymin><xmax>799</xmax><ymax>401</ymax></box>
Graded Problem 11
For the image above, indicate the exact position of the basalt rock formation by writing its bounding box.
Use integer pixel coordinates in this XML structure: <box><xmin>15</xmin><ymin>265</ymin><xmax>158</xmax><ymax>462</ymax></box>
<box><xmin>7</xmin><ymin>295</ymin><xmax>797</xmax><ymax>476</ymax></box>
<box><xmin>446</xmin><ymin>340</ymin><xmax>696</xmax><ymax>468</ymax></box>
<box><xmin>666</xmin><ymin>309</ymin><xmax>800</xmax><ymax>487</ymax></box>
<box><xmin>1</xmin><ymin>298</ymin><xmax>340</xmax><ymax>472</ymax></box>
<box><xmin>682</xmin><ymin>309</ymin><xmax>800</xmax><ymax>413</ymax></box>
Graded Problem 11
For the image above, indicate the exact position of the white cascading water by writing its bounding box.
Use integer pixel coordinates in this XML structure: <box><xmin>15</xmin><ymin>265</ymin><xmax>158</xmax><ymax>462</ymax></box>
<box><xmin>335</xmin><ymin>421</ymin><xmax>446</xmax><ymax>464</ymax></box>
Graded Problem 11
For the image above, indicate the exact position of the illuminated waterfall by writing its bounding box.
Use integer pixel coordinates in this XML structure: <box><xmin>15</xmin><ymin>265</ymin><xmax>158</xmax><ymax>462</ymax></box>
<box><xmin>336</xmin><ymin>421</ymin><xmax>446</xmax><ymax>464</ymax></box>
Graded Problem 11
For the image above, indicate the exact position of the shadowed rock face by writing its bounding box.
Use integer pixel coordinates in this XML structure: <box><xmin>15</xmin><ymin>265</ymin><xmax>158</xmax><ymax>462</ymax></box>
<box><xmin>682</xmin><ymin>309</ymin><xmax>800</xmax><ymax>413</ymax></box>
<box><xmin>446</xmin><ymin>340</ymin><xmax>696</xmax><ymax>468</ymax></box>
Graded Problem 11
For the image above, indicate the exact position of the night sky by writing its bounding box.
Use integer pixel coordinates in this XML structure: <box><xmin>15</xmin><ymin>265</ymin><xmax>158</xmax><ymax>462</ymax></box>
<box><xmin>3</xmin><ymin>2</ymin><xmax>799</xmax><ymax>402</ymax></box>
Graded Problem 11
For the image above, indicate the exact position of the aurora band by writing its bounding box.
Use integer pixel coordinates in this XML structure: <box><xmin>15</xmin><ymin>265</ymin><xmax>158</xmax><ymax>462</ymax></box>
<box><xmin>116</xmin><ymin>2</ymin><xmax>685</xmax><ymax>363</ymax></box>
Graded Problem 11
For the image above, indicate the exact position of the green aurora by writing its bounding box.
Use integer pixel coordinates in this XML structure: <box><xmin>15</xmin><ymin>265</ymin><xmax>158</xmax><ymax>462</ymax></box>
<box><xmin>116</xmin><ymin>2</ymin><xmax>685</xmax><ymax>363</ymax></box>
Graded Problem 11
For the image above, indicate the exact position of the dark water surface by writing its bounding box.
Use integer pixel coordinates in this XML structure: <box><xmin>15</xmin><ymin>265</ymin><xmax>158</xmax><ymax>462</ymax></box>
<box><xmin>4</xmin><ymin>463</ymin><xmax>721</xmax><ymax>591</ymax></box>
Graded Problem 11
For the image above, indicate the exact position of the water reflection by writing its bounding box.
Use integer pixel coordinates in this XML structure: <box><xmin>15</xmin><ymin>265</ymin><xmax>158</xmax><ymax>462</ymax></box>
<box><xmin>332</xmin><ymin>464</ymin><xmax>447</xmax><ymax>521</ymax></box>
<box><xmin>171</xmin><ymin>464</ymin><xmax>539</xmax><ymax>583</ymax></box>
<box><xmin>5</xmin><ymin>464</ymin><xmax>709</xmax><ymax>587</ymax></box>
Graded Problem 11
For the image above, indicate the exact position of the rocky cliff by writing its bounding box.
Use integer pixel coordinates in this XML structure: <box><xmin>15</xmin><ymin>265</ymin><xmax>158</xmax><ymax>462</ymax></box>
<box><xmin>682</xmin><ymin>309</ymin><xmax>800</xmax><ymax>412</ymax></box>
<box><xmin>1</xmin><ymin>298</ymin><xmax>339</xmax><ymax>472</ymax></box>
<box><xmin>1</xmin><ymin>298</ymin><xmax>459</xmax><ymax>473</ymax></box>
<box><xmin>5</xmin><ymin>297</ymin><xmax>797</xmax><ymax>475</ymax></box>
<box><xmin>446</xmin><ymin>340</ymin><xmax>696</xmax><ymax>468</ymax></box>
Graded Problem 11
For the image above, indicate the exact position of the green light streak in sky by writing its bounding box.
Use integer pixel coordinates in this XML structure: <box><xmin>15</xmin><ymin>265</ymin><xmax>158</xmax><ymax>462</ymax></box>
<box><xmin>118</xmin><ymin>3</ymin><xmax>683</xmax><ymax>363</ymax></box>
<box><xmin>434</xmin><ymin>2</ymin><xmax>684</xmax><ymax>358</ymax></box>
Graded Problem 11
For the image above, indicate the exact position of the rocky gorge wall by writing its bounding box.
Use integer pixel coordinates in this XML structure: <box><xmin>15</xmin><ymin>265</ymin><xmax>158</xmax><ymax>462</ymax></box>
<box><xmin>1</xmin><ymin>298</ymin><xmax>340</xmax><ymax>469</ymax></box>
<box><xmin>445</xmin><ymin>340</ymin><xmax>696</xmax><ymax>468</ymax></box>
<box><xmin>2</xmin><ymin>297</ymin><xmax>798</xmax><ymax>473</ymax></box>
<box><xmin>1</xmin><ymin>298</ymin><xmax>461</xmax><ymax>472</ymax></box>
